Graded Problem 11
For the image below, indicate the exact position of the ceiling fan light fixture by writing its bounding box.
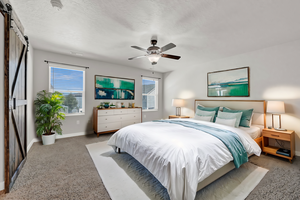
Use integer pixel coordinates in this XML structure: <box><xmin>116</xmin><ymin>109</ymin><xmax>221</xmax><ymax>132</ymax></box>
<box><xmin>50</xmin><ymin>0</ymin><xmax>63</xmax><ymax>10</ymax></box>
<box><xmin>148</xmin><ymin>54</ymin><xmax>160</xmax><ymax>64</ymax></box>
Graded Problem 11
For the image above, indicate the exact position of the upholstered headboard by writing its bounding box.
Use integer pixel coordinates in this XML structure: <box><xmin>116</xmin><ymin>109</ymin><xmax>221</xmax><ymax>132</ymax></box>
<box><xmin>194</xmin><ymin>100</ymin><xmax>266</xmax><ymax>128</ymax></box>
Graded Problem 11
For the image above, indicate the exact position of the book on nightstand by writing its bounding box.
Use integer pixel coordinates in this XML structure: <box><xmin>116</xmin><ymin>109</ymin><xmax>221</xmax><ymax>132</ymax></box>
<box><xmin>276</xmin><ymin>148</ymin><xmax>291</xmax><ymax>157</ymax></box>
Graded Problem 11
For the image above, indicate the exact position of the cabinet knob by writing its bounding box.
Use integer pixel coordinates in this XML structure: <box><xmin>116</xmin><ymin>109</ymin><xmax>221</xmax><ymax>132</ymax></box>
<box><xmin>105</xmin><ymin>118</ymin><xmax>107</xmax><ymax>120</ymax></box>
<box><xmin>105</xmin><ymin>126</ymin><xmax>107</xmax><ymax>128</ymax></box>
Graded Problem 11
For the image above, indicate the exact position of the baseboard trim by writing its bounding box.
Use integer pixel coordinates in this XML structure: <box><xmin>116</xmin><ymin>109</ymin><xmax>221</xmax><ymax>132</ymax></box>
<box><xmin>0</xmin><ymin>181</ymin><xmax>4</xmax><ymax>194</ymax></box>
<box><xmin>27</xmin><ymin>138</ymin><xmax>40</xmax><ymax>152</ymax></box>
<box><xmin>56</xmin><ymin>131</ymin><xmax>93</xmax><ymax>139</ymax></box>
<box><xmin>27</xmin><ymin>131</ymin><xmax>94</xmax><ymax>152</ymax></box>
<box><xmin>296</xmin><ymin>151</ymin><xmax>300</xmax><ymax>156</ymax></box>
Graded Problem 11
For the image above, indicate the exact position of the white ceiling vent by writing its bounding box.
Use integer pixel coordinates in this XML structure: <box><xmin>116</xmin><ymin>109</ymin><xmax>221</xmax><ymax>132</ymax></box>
<box><xmin>50</xmin><ymin>0</ymin><xmax>63</xmax><ymax>10</ymax></box>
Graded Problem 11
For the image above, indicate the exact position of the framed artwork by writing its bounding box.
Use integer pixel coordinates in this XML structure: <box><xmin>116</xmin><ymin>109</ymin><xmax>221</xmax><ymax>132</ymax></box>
<box><xmin>207</xmin><ymin>67</ymin><xmax>249</xmax><ymax>97</ymax></box>
<box><xmin>95</xmin><ymin>75</ymin><xmax>135</xmax><ymax>99</ymax></box>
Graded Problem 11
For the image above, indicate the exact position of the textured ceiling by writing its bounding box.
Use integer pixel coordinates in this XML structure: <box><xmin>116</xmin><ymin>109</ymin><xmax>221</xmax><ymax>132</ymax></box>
<box><xmin>9</xmin><ymin>0</ymin><xmax>300</xmax><ymax>72</ymax></box>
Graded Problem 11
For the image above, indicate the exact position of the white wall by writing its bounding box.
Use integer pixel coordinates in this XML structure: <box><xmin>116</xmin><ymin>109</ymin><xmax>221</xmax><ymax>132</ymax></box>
<box><xmin>26</xmin><ymin>45</ymin><xmax>35</xmax><ymax>151</ymax></box>
<box><xmin>163</xmin><ymin>39</ymin><xmax>300</xmax><ymax>155</ymax></box>
<box><xmin>0</xmin><ymin>12</ymin><xmax>5</xmax><ymax>190</ymax></box>
<box><xmin>32</xmin><ymin>49</ymin><xmax>163</xmax><ymax>138</ymax></box>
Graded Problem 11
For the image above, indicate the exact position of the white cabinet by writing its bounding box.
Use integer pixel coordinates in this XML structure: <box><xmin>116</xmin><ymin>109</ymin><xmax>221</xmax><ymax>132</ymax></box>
<box><xmin>93</xmin><ymin>108</ymin><xmax>142</xmax><ymax>137</ymax></box>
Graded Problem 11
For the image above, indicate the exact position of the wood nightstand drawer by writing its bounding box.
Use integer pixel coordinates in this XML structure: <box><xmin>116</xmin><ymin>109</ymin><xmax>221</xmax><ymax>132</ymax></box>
<box><xmin>169</xmin><ymin>115</ymin><xmax>190</xmax><ymax>119</ymax></box>
<box><xmin>262</xmin><ymin>131</ymin><xmax>290</xmax><ymax>141</ymax></box>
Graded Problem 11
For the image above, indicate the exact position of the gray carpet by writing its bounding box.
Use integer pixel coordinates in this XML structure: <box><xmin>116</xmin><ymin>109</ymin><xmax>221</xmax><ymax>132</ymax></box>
<box><xmin>1</xmin><ymin>134</ymin><xmax>299</xmax><ymax>200</ymax></box>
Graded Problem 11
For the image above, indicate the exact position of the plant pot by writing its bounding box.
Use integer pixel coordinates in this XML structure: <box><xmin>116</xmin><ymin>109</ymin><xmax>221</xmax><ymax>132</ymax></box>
<box><xmin>104</xmin><ymin>104</ymin><xmax>110</xmax><ymax>108</ymax></box>
<box><xmin>42</xmin><ymin>133</ymin><xmax>56</xmax><ymax>145</ymax></box>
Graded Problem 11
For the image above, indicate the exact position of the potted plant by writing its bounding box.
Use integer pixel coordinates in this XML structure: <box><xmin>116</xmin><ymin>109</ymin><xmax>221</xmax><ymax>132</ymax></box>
<box><xmin>34</xmin><ymin>90</ymin><xmax>66</xmax><ymax>145</ymax></box>
<box><xmin>103</xmin><ymin>102</ymin><xmax>110</xmax><ymax>108</ymax></box>
<box><xmin>110</xmin><ymin>103</ymin><xmax>116</xmax><ymax>108</ymax></box>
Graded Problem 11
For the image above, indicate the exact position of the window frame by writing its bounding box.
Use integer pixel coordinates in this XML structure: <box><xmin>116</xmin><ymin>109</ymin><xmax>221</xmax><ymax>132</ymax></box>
<box><xmin>48</xmin><ymin>64</ymin><xmax>86</xmax><ymax>116</ymax></box>
<box><xmin>142</xmin><ymin>77</ymin><xmax>159</xmax><ymax>112</ymax></box>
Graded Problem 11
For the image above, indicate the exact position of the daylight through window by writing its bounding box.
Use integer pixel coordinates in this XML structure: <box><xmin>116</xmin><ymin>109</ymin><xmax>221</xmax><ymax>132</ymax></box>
<box><xmin>49</xmin><ymin>64</ymin><xmax>85</xmax><ymax>115</ymax></box>
<box><xmin>142</xmin><ymin>77</ymin><xmax>158</xmax><ymax>111</ymax></box>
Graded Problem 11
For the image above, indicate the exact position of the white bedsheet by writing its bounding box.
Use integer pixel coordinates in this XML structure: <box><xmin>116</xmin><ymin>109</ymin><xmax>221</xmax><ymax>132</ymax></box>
<box><xmin>239</xmin><ymin>125</ymin><xmax>264</xmax><ymax>139</ymax></box>
<box><xmin>107</xmin><ymin>119</ymin><xmax>261</xmax><ymax>200</ymax></box>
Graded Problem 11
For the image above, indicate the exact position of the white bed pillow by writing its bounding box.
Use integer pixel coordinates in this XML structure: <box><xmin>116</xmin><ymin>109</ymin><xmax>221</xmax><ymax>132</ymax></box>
<box><xmin>195</xmin><ymin>110</ymin><xmax>216</xmax><ymax>122</ymax></box>
<box><xmin>217</xmin><ymin>111</ymin><xmax>242</xmax><ymax>128</ymax></box>
<box><xmin>215</xmin><ymin>117</ymin><xmax>237</xmax><ymax>127</ymax></box>
<box><xmin>194</xmin><ymin>115</ymin><xmax>213</xmax><ymax>122</ymax></box>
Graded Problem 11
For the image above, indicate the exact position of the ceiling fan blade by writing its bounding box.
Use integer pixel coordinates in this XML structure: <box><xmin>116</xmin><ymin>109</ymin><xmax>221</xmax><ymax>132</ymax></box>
<box><xmin>128</xmin><ymin>55</ymin><xmax>147</xmax><ymax>60</ymax></box>
<box><xmin>131</xmin><ymin>46</ymin><xmax>148</xmax><ymax>52</ymax></box>
<box><xmin>160</xmin><ymin>43</ymin><xmax>176</xmax><ymax>52</ymax></box>
<box><xmin>161</xmin><ymin>54</ymin><xmax>181</xmax><ymax>60</ymax></box>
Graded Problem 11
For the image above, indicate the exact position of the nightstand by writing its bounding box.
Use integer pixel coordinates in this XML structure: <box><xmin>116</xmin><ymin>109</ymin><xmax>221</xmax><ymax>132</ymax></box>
<box><xmin>169</xmin><ymin>115</ymin><xmax>190</xmax><ymax>119</ymax></box>
<box><xmin>262</xmin><ymin>128</ymin><xmax>295</xmax><ymax>163</ymax></box>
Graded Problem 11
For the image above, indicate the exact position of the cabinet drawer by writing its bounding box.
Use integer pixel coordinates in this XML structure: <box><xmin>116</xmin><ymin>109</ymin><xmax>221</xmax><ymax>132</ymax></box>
<box><xmin>122</xmin><ymin>120</ymin><xmax>140</xmax><ymax>127</ymax></box>
<box><xmin>97</xmin><ymin>122</ymin><xmax>122</xmax><ymax>132</ymax></box>
<box><xmin>123</xmin><ymin>114</ymin><xmax>141</xmax><ymax>121</ymax></box>
<box><xmin>114</xmin><ymin>109</ymin><xmax>128</xmax><ymax>115</ymax></box>
<box><xmin>262</xmin><ymin>131</ymin><xmax>290</xmax><ymax>141</ymax></box>
<box><xmin>98</xmin><ymin>115</ymin><xmax>120</xmax><ymax>124</ymax></box>
<box><xmin>127</xmin><ymin>109</ymin><xmax>141</xmax><ymax>114</ymax></box>
<box><xmin>98</xmin><ymin>110</ymin><xmax>114</xmax><ymax>116</ymax></box>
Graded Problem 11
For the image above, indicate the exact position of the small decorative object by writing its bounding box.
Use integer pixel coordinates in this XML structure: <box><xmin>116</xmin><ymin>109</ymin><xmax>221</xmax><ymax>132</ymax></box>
<box><xmin>116</xmin><ymin>102</ymin><xmax>121</xmax><ymax>108</ymax></box>
<box><xmin>172</xmin><ymin>99</ymin><xmax>185</xmax><ymax>116</ymax></box>
<box><xmin>95</xmin><ymin>75</ymin><xmax>135</xmax><ymax>100</ymax></box>
<box><xmin>34</xmin><ymin>90</ymin><xmax>65</xmax><ymax>145</ymax></box>
<box><xmin>104</xmin><ymin>102</ymin><xmax>110</xmax><ymax>108</ymax></box>
<box><xmin>267</xmin><ymin>101</ymin><xmax>287</xmax><ymax>131</ymax></box>
<box><xmin>97</xmin><ymin>102</ymin><xmax>104</xmax><ymax>109</ymax></box>
<box><xmin>121</xmin><ymin>102</ymin><xmax>125</xmax><ymax>108</ymax></box>
<box><xmin>110</xmin><ymin>103</ymin><xmax>116</xmax><ymax>108</ymax></box>
<box><xmin>128</xmin><ymin>103</ymin><xmax>132</xmax><ymax>108</ymax></box>
<box><xmin>132</xmin><ymin>103</ymin><xmax>135</xmax><ymax>108</ymax></box>
<box><xmin>207</xmin><ymin>67</ymin><xmax>249</xmax><ymax>97</ymax></box>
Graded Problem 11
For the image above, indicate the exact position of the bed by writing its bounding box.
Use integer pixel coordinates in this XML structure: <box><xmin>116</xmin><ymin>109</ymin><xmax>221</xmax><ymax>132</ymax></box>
<box><xmin>107</xmin><ymin>100</ymin><xmax>266</xmax><ymax>200</ymax></box>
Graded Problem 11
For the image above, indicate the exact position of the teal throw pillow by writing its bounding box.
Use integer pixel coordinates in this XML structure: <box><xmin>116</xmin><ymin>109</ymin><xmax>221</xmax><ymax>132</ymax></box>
<box><xmin>196</xmin><ymin>105</ymin><xmax>220</xmax><ymax>122</ymax></box>
<box><xmin>222</xmin><ymin>108</ymin><xmax>254</xmax><ymax>127</ymax></box>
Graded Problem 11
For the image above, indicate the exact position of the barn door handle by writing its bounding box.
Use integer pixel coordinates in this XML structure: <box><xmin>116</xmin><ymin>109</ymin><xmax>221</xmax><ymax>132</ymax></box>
<box><xmin>13</xmin><ymin>98</ymin><xmax>16</xmax><ymax>110</ymax></box>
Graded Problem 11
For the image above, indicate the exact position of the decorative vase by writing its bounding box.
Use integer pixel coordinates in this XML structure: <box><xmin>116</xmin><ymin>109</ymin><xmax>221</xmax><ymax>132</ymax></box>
<box><xmin>116</xmin><ymin>102</ymin><xmax>121</xmax><ymax>108</ymax></box>
<box><xmin>104</xmin><ymin>103</ymin><xmax>110</xmax><ymax>108</ymax></box>
<box><xmin>42</xmin><ymin>133</ymin><xmax>56</xmax><ymax>145</ymax></box>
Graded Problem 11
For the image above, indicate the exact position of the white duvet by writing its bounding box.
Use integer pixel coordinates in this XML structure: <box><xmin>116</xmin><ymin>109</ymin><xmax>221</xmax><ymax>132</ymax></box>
<box><xmin>107</xmin><ymin>119</ymin><xmax>261</xmax><ymax>200</ymax></box>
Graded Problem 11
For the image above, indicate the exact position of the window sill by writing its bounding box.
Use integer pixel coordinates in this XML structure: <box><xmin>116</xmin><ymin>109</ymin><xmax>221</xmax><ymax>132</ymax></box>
<box><xmin>142</xmin><ymin>109</ymin><xmax>158</xmax><ymax>112</ymax></box>
<box><xmin>64</xmin><ymin>113</ymin><xmax>85</xmax><ymax>117</ymax></box>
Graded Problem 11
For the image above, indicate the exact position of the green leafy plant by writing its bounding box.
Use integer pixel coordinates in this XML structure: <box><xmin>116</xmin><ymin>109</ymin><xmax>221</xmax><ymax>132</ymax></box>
<box><xmin>34</xmin><ymin>90</ymin><xmax>66</xmax><ymax>136</ymax></box>
<box><xmin>63</xmin><ymin>93</ymin><xmax>78</xmax><ymax>113</ymax></box>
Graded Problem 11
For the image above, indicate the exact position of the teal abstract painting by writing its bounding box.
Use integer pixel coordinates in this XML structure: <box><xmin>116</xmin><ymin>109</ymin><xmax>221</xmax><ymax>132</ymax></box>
<box><xmin>207</xmin><ymin>67</ymin><xmax>249</xmax><ymax>97</ymax></box>
<box><xmin>95</xmin><ymin>75</ymin><xmax>135</xmax><ymax>99</ymax></box>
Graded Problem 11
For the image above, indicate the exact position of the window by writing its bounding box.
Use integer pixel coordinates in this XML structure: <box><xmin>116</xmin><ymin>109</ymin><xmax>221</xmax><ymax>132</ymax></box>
<box><xmin>49</xmin><ymin>64</ymin><xmax>85</xmax><ymax>115</ymax></box>
<box><xmin>142</xmin><ymin>77</ymin><xmax>158</xmax><ymax>111</ymax></box>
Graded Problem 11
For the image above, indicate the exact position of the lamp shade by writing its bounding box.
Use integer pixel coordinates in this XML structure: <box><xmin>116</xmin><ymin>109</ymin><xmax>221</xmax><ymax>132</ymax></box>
<box><xmin>172</xmin><ymin>99</ymin><xmax>185</xmax><ymax>107</ymax></box>
<box><xmin>267</xmin><ymin>101</ymin><xmax>285</xmax><ymax>114</ymax></box>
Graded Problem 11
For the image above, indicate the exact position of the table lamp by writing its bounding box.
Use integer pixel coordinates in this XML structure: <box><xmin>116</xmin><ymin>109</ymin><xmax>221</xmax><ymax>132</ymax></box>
<box><xmin>172</xmin><ymin>99</ymin><xmax>185</xmax><ymax>116</ymax></box>
<box><xmin>266</xmin><ymin>101</ymin><xmax>286</xmax><ymax>131</ymax></box>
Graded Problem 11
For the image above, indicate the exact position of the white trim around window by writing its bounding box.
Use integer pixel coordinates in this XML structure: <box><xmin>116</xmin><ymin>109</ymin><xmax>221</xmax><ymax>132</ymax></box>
<box><xmin>48</xmin><ymin>64</ymin><xmax>86</xmax><ymax>116</ymax></box>
<box><xmin>142</xmin><ymin>77</ymin><xmax>159</xmax><ymax>112</ymax></box>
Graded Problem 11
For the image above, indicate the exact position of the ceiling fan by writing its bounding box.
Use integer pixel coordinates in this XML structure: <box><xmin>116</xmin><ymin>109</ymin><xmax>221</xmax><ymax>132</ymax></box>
<box><xmin>128</xmin><ymin>39</ymin><xmax>181</xmax><ymax>65</ymax></box>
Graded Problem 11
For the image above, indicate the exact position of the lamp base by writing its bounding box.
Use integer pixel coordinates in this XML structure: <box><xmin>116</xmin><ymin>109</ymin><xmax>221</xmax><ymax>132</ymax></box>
<box><xmin>274</xmin><ymin>128</ymin><xmax>287</xmax><ymax>131</ymax></box>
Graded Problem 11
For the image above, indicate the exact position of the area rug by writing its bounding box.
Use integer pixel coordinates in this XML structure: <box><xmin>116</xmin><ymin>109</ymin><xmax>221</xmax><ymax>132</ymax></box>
<box><xmin>86</xmin><ymin>141</ymin><xmax>268</xmax><ymax>200</ymax></box>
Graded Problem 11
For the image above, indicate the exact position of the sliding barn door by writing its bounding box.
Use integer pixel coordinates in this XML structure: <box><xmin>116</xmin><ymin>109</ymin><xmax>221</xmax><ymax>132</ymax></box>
<box><xmin>4</xmin><ymin>10</ymin><xmax>28</xmax><ymax>192</ymax></box>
